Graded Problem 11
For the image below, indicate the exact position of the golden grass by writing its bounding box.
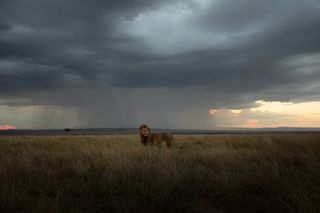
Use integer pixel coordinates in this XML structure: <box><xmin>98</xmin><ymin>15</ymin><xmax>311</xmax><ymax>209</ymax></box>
<box><xmin>1</xmin><ymin>134</ymin><xmax>320</xmax><ymax>212</ymax></box>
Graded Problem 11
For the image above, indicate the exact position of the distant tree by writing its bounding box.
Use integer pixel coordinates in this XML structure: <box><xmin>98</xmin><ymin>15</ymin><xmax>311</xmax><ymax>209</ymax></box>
<box><xmin>64</xmin><ymin>128</ymin><xmax>71</xmax><ymax>133</ymax></box>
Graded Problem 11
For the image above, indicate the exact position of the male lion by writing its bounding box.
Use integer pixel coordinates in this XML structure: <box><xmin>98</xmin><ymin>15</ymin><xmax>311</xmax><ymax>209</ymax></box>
<box><xmin>139</xmin><ymin>124</ymin><xmax>173</xmax><ymax>148</ymax></box>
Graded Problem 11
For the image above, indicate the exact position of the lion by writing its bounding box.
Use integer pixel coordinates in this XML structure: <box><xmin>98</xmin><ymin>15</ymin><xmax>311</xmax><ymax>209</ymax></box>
<box><xmin>139</xmin><ymin>124</ymin><xmax>173</xmax><ymax>148</ymax></box>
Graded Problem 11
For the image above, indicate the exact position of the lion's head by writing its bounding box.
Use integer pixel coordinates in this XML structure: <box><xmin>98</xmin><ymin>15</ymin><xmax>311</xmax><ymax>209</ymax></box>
<box><xmin>139</xmin><ymin>124</ymin><xmax>150</xmax><ymax>145</ymax></box>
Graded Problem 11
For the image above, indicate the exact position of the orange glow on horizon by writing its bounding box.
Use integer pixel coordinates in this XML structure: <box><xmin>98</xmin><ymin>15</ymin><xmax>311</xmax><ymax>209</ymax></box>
<box><xmin>244</xmin><ymin>119</ymin><xmax>259</xmax><ymax>127</ymax></box>
<box><xmin>0</xmin><ymin>125</ymin><xmax>17</xmax><ymax>130</ymax></box>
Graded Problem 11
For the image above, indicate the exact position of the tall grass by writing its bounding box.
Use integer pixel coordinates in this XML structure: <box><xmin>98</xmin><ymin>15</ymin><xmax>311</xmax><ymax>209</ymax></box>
<box><xmin>0</xmin><ymin>134</ymin><xmax>320</xmax><ymax>212</ymax></box>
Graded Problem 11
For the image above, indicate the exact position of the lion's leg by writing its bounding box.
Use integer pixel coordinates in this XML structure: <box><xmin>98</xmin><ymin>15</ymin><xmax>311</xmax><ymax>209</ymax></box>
<box><xmin>155</xmin><ymin>135</ymin><xmax>163</xmax><ymax>146</ymax></box>
<box><xmin>146</xmin><ymin>135</ymin><xmax>155</xmax><ymax>146</ymax></box>
<box><xmin>140</xmin><ymin>136</ymin><xmax>145</xmax><ymax>145</ymax></box>
<box><xmin>165</xmin><ymin>135</ymin><xmax>173</xmax><ymax>148</ymax></box>
<box><xmin>140</xmin><ymin>136</ymin><xmax>148</xmax><ymax>146</ymax></box>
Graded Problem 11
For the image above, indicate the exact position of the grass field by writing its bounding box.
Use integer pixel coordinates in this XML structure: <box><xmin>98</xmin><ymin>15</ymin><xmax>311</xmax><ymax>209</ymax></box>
<box><xmin>1</xmin><ymin>134</ymin><xmax>320</xmax><ymax>212</ymax></box>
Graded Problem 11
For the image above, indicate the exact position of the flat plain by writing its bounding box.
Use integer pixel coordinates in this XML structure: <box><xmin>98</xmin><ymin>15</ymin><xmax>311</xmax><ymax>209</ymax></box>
<box><xmin>1</xmin><ymin>134</ymin><xmax>320</xmax><ymax>212</ymax></box>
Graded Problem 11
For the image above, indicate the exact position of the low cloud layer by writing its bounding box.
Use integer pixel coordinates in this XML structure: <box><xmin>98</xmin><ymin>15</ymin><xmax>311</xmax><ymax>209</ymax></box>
<box><xmin>1</xmin><ymin>0</ymin><xmax>320</xmax><ymax>129</ymax></box>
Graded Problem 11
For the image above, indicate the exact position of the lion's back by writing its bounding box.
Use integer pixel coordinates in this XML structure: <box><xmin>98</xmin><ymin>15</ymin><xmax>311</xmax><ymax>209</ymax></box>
<box><xmin>147</xmin><ymin>133</ymin><xmax>173</xmax><ymax>145</ymax></box>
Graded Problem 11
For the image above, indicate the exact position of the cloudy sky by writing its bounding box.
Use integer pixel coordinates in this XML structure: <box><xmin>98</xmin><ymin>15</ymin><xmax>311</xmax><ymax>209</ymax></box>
<box><xmin>1</xmin><ymin>0</ymin><xmax>320</xmax><ymax>129</ymax></box>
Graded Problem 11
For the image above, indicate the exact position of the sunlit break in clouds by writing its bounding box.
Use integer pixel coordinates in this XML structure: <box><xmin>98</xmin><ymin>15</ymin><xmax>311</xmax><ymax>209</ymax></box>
<box><xmin>250</xmin><ymin>100</ymin><xmax>320</xmax><ymax>115</ymax></box>
<box><xmin>209</xmin><ymin>109</ymin><xmax>220</xmax><ymax>115</ymax></box>
<box><xmin>209</xmin><ymin>100</ymin><xmax>320</xmax><ymax>128</ymax></box>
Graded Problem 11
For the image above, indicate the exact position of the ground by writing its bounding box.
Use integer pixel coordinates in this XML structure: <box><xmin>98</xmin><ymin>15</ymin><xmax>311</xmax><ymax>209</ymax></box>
<box><xmin>1</xmin><ymin>134</ymin><xmax>320</xmax><ymax>212</ymax></box>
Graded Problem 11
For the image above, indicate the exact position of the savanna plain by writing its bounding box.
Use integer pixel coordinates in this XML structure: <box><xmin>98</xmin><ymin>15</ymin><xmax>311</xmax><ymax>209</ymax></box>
<box><xmin>1</xmin><ymin>134</ymin><xmax>320</xmax><ymax>212</ymax></box>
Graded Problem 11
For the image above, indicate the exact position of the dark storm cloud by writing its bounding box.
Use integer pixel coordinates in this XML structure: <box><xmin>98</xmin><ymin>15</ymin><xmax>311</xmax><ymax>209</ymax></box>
<box><xmin>1</xmin><ymin>0</ymin><xmax>320</xmax><ymax>128</ymax></box>
<box><xmin>0</xmin><ymin>0</ymin><xmax>174</xmax><ymax>90</ymax></box>
<box><xmin>107</xmin><ymin>0</ymin><xmax>320</xmax><ymax>99</ymax></box>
